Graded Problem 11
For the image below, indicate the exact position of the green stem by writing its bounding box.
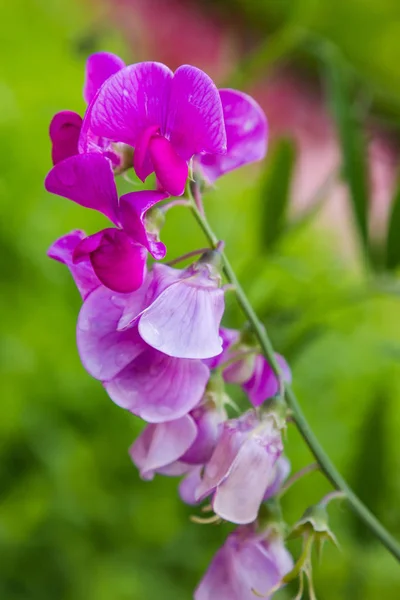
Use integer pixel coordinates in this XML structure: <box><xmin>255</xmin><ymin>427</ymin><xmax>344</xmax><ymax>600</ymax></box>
<box><xmin>190</xmin><ymin>201</ymin><xmax>400</xmax><ymax>562</ymax></box>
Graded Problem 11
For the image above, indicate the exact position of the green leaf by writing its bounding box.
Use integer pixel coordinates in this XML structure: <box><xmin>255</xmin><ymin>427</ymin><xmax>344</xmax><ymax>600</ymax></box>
<box><xmin>385</xmin><ymin>176</ymin><xmax>400</xmax><ymax>270</ymax></box>
<box><xmin>324</xmin><ymin>47</ymin><xmax>371</xmax><ymax>262</ymax></box>
<box><xmin>259</xmin><ymin>137</ymin><xmax>296</xmax><ymax>252</ymax></box>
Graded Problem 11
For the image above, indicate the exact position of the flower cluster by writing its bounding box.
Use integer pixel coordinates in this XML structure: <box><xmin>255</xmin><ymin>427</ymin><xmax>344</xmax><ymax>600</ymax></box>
<box><xmin>46</xmin><ymin>52</ymin><xmax>295</xmax><ymax>598</ymax></box>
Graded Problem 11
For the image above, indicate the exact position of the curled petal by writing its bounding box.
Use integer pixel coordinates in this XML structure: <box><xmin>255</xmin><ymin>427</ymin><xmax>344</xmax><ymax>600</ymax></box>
<box><xmin>199</xmin><ymin>89</ymin><xmax>268</xmax><ymax>183</ymax></box>
<box><xmin>49</xmin><ymin>110</ymin><xmax>82</xmax><ymax>165</ymax></box>
<box><xmin>179</xmin><ymin>466</ymin><xmax>203</xmax><ymax>506</ymax></box>
<box><xmin>213</xmin><ymin>439</ymin><xmax>278</xmax><ymax>524</ymax></box>
<box><xmin>47</xmin><ymin>230</ymin><xmax>100</xmax><ymax>298</ymax></box>
<box><xmin>105</xmin><ymin>348</ymin><xmax>210</xmax><ymax>422</ymax></box>
<box><xmin>84</xmin><ymin>51</ymin><xmax>125</xmax><ymax>104</ymax></box>
<box><xmin>88</xmin><ymin>62</ymin><xmax>173</xmax><ymax>146</ymax></box>
<box><xmin>138</xmin><ymin>272</ymin><xmax>225</xmax><ymax>359</ymax></box>
<box><xmin>195</xmin><ymin>427</ymin><xmax>244</xmax><ymax>501</ymax></box>
<box><xmin>181</xmin><ymin>404</ymin><xmax>227</xmax><ymax>465</ymax></box>
<box><xmin>74</xmin><ymin>228</ymin><xmax>147</xmax><ymax>294</ymax></box>
<box><xmin>77</xmin><ymin>286</ymin><xmax>145</xmax><ymax>381</ymax></box>
<box><xmin>166</xmin><ymin>65</ymin><xmax>227</xmax><ymax>160</ymax></box>
<box><xmin>243</xmin><ymin>354</ymin><xmax>291</xmax><ymax>407</ymax></box>
<box><xmin>133</xmin><ymin>124</ymin><xmax>159</xmax><ymax>182</ymax></box>
<box><xmin>130</xmin><ymin>415</ymin><xmax>197</xmax><ymax>479</ymax></box>
<box><xmin>264</xmin><ymin>456</ymin><xmax>291</xmax><ymax>500</ymax></box>
<box><xmin>118</xmin><ymin>190</ymin><xmax>169</xmax><ymax>259</ymax></box>
<box><xmin>45</xmin><ymin>153</ymin><xmax>118</xmax><ymax>223</ymax></box>
<box><xmin>149</xmin><ymin>135</ymin><xmax>188</xmax><ymax>196</ymax></box>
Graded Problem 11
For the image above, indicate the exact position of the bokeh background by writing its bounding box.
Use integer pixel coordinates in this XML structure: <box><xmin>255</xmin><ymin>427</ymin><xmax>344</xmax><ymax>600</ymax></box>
<box><xmin>1</xmin><ymin>0</ymin><xmax>400</xmax><ymax>598</ymax></box>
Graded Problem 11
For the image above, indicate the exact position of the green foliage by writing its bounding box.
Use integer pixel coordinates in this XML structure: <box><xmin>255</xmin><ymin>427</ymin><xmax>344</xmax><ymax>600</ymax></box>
<box><xmin>1</xmin><ymin>1</ymin><xmax>400</xmax><ymax>599</ymax></box>
<box><xmin>386</xmin><ymin>177</ymin><xmax>400</xmax><ymax>270</ymax></box>
<box><xmin>259</xmin><ymin>138</ymin><xmax>296</xmax><ymax>253</ymax></box>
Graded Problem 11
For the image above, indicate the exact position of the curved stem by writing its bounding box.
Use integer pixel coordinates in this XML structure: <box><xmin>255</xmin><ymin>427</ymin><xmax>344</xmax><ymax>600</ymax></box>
<box><xmin>190</xmin><ymin>199</ymin><xmax>400</xmax><ymax>562</ymax></box>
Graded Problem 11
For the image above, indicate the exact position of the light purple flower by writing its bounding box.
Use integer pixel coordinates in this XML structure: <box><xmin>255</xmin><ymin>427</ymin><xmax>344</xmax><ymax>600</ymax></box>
<box><xmin>77</xmin><ymin>284</ymin><xmax>210</xmax><ymax>422</ymax></box>
<box><xmin>134</xmin><ymin>262</ymin><xmax>225</xmax><ymax>359</ymax></box>
<box><xmin>195</xmin><ymin>526</ymin><xmax>293</xmax><ymax>600</ymax></box>
<box><xmin>50</xmin><ymin>52</ymin><xmax>125</xmax><ymax>167</ymax></box>
<box><xmin>264</xmin><ymin>456</ymin><xmax>291</xmax><ymax>500</ymax></box>
<box><xmin>196</xmin><ymin>411</ymin><xmax>283</xmax><ymax>524</ymax></box>
<box><xmin>199</xmin><ymin>88</ymin><xmax>268</xmax><ymax>184</ymax></box>
<box><xmin>45</xmin><ymin>153</ymin><xmax>168</xmax><ymax>292</ymax></box>
<box><xmin>84</xmin><ymin>62</ymin><xmax>227</xmax><ymax>195</ymax></box>
<box><xmin>130</xmin><ymin>402</ymin><xmax>226</xmax><ymax>480</ymax></box>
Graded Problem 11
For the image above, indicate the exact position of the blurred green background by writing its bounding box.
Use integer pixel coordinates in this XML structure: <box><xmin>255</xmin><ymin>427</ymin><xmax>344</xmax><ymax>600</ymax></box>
<box><xmin>1</xmin><ymin>0</ymin><xmax>400</xmax><ymax>598</ymax></box>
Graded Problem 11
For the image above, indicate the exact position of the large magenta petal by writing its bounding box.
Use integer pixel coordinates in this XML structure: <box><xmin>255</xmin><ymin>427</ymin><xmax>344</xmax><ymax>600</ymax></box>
<box><xmin>118</xmin><ymin>190</ymin><xmax>169</xmax><ymax>259</ymax></box>
<box><xmin>149</xmin><ymin>135</ymin><xmax>189</xmax><ymax>196</ymax></box>
<box><xmin>45</xmin><ymin>153</ymin><xmax>118</xmax><ymax>223</ymax></box>
<box><xmin>83</xmin><ymin>52</ymin><xmax>125</xmax><ymax>104</ymax></box>
<box><xmin>166</xmin><ymin>65</ymin><xmax>227</xmax><ymax>161</ymax></box>
<box><xmin>105</xmin><ymin>349</ymin><xmax>210</xmax><ymax>422</ymax></box>
<box><xmin>199</xmin><ymin>89</ymin><xmax>268</xmax><ymax>183</ymax></box>
<box><xmin>138</xmin><ymin>267</ymin><xmax>225</xmax><ymax>359</ymax></box>
<box><xmin>129</xmin><ymin>415</ymin><xmax>197</xmax><ymax>480</ymax></box>
<box><xmin>48</xmin><ymin>230</ymin><xmax>101</xmax><ymax>299</ymax></box>
<box><xmin>88</xmin><ymin>62</ymin><xmax>173</xmax><ymax>146</ymax></box>
<box><xmin>74</xmin><ymin>228</ymin><xmax>147</xmax><ymax>294</ymax></box>
<box><xmin>77</xmin><ymin>286</ymin><xmax>145</xmax><ymax>381</ymax></box>
<box><xmin>49</xmin><ymin>110</ymin><xmax>83</xmax><ymax>165</ymax></box>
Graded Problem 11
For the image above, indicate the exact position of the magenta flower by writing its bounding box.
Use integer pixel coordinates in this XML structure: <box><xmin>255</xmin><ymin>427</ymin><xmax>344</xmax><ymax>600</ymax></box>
<box><xmin>77</xmin><ymin>284</ymin><xmax>209</xmax><ymax>422</ymax></box>
<box><xmin>196</xmin><ymin>411</ymin><xmax>283</xmax><ymax>524</ymax></box>
<box><xmin>195</xmin><ymin>526</ymin><xmax>293</xmax><ymax>600</ymax></box>
<box><xmin>243</xmin><ymin>354</ymin><xmax>291</xmax><ymax>407</ymax></box>
<box><xmin>209</xmin><ymin>327</ymin><xmax>291</xmax><ymax>406</ymax></box>
<box><xmin>45</xmin><ymin>153</ymin><xmax>168</xmax><ymax>292</ymax></box>
<box><xmin>117</xmin><ymin>262</ymin><xmax>225</xmax><ymax>359</ymax></box>
<box><xmin>84</xmin><ymin>62</ymin><xmax>227</xmax><ymax>195</ymax></box>
<box><xmin>199</xmin><ymin>89</ymin><xmax>268</xmax><ymax>184</ymax></box>
<box><xmin>130</xmin><ymin>402</ymin><xmax>226</xmax><ymax>479</ymax></box>
<box><xmin>48</xmin><ymin>230</ymin><xmax>101</xmax><ymax>299</ymax></box>
<box><xmin>50</xmin><ymin>52</ymin><xmax>125</xmax><ymax>167</ymax></box>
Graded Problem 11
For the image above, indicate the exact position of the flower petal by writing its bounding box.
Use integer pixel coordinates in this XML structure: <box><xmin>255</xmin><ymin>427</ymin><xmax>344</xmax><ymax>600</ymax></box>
<box><xmin>47</xmin><ymin>230</ymin><xmax>101</xmax><ymax>299</ymax></box>
<box><xmin>88</xmin><ymin>62</ymin><xmax>173</xmax><ymax>146</ymax></box>
<box><xmin>166</xmin><ymin>65</ymin><xmax>227</xmax><ymax>161</ymax></box>
<box><xmin>179</xmin><ymin>466</ymin><xmax>203</xmax><ymax>506</ymax></box>
<box><xmin>242</xmin><ymin>354</ymin><xmax>291</xmax><ymax>407</ymax></box>
<box><xmin>74</xmin><ymin>228</ymin><xmax>147</xmax><ymax>293</ymax></box>
<box><xmin>195</xmin><ymin>426</ymin><xmax>244</xmax><ymax>501</ymax></box>
<box><xmin>199</xmin><ymin>89</ymin><xmax>268</xmax><ymax>183</ymax></box>
<box><xmin>49</xmin><ymin>110</ymin><xmax>82</xmax><ymax>165</ymax></box>
<box><xmin>149</xmin><ymin>135</ymin><xmax>188</xmax><ymax>196</ymax></box>
<box><xmin>129</xmin><ymin>415</ymin><xmax>197</xmax><ymax>479</ymax></box>
<box><xmin>212</xmin><ymin>439</ymin><xmax>277</xmax><ymax>524</ymax></box>
<box><xmin>118</xmin><ymin>190</ymin><xmax>169</xmax><ymax>259</ymax></box>
<box><xmin>77</xmin><ymin>286</ymin><xmax>145</xmax><ymax>381</ymax></box>
<box><xmin>138</xmin><ymin>276</ymin><xmax>225</xmax><ymax>359</ymax></box>
<box><xmin>105</xmin><ymin>348</ymin><xmax>210</xmax><ymax>422</ymax></box>
<box><xmin>84</xmin><ymin>51</ymin><xmax>125</xmax><ymax>104</ymax></box>
<box><xmin>45</xmin><ymin>153</ymin><xmax>118</xmax><ymax>222</ymax></box>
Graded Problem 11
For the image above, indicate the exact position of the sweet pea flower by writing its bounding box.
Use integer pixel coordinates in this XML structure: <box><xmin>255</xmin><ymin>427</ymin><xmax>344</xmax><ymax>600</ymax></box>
<box><xmin>77</xmin><ymin>283</ymin><xmax>210</xmax><ymax>422</ymax></box>
<box><xmin>130</xmin><ymin>402</ymin><xmax>227</xmax><ymax>479</ymax></box>
<box><xmin>118</xmin><ymin>259</ymin><xmax>225</xmax><ymax>359</ymax></box>
<box><xmin>209</xmin><ymin>327</ymin><xmax>291</xmax><ymax>407</ymax></box>
<box><xmin>50</xmin><ymin>52</ymin><xmax>126</xmax><ymax>167</ymax></box>
<box><xmin>198</xmin><ymin>89</ymin><xmax>268</xmax><ymax>184</ymax></box>
<box><xmin>84</xmin><ymin>61</ymin><xmax>227</xmax><ymax>195</ymax></box>
<box><xmin>195</xmin><ymin>526</ymin><xmax>293</xmax><ymax>600</ymax></box>
<box><xmin>196</xmin><ymin>410</ymin><xmax>284</xmax><ymax>524</ymax></box>
<box><xmin>45</xmin><ymin>152</ymin><xmax>168</xmax><ymax>292</ymax></box>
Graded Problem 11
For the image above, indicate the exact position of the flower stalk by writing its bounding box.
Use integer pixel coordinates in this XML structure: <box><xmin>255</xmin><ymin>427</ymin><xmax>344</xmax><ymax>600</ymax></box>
<box><xmin>189</xmin><ymin>189</ymin><xmax>400</xmax><ymax>563</ymax></box>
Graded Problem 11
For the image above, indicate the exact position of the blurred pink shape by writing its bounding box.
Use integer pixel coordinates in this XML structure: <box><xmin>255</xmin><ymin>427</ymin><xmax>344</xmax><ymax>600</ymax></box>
<box><xmin>95</xmin><ymin>0</ymin><xmax>237</xmax><ymax>82</ymax></box>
